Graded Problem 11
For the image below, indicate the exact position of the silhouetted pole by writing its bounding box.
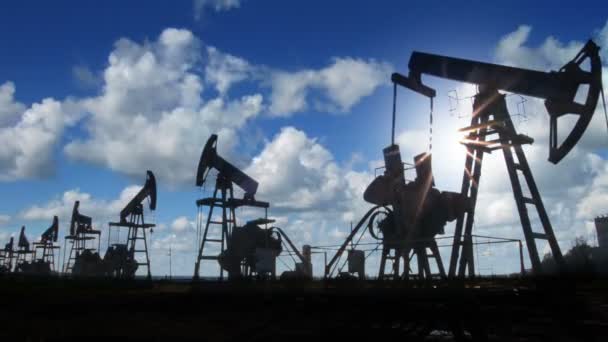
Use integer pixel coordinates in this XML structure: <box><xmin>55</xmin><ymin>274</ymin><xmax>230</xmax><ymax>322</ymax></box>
<box><xmin>519</xmin><ymin>240</ymin><xmax>525</xmax><ymax>275</ymax></box>
<box><xmin>168</xmin><ymin>244</ymin><xmax>172</xmax><ymax>280</ymax></box>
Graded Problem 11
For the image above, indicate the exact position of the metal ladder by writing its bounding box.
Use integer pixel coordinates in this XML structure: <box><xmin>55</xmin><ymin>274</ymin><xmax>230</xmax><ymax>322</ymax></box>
<box><xmin>126</xmin><ymin>212</ymin><xmax>152</xmax><ymax>279</ymax></box>
<box><xmin>44</xmin><ymin>246</ymin><xmax>55</xmax><ymax>271</ymax></box>
<box><xmin>63</xmin><ymin>238</ymin><xmax>83</xmax><ymax>273</ymax></box>
<box><xmin>15</xmin><ymin>247</ymin><xmax>31</xmax><ymax>268</ymax></box>
<box><xmin>449</xmin><ymin>90</ymin><xmax>565</xmax><ymax>277</ymax></box>
<box><xmin>62</xmin><ymin>233</ymin><xmax>99</xmax><ymax>274</ymax></box>
<box><xmin>39</xmin><ymin>243</ymin><xmax>57</xmax><ymax>271</ymax></box>
<box><xmin>194</xmin><ymin>174</ymin><xmax>237</xmax><ymax>280</ymax></box>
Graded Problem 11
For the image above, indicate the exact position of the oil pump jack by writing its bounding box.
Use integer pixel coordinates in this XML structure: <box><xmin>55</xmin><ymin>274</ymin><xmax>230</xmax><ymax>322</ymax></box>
<box><xmin>63</xmin><ymin>201</ymin><xmax>102</xmax><ymax>275</ymax></box>
<box><xmin>14</xmin><ymin>226</ymin><xmax>33</xmax><ymax>272</ymax></box>
<box><xmin>31</xmin><ymin>216</ymin><xmax>60</xmax><ymax>273</ymax></box>
<box><xmin>393</xmin><ymin>40</ymin><xmax>602</xmax><ymax>276</ymax></box>
<box><xmin>194</xmin><ymin>134</ymin><xmax>279</xmax><ymax>280</ymax></box>
<box><xmin>0</xmin><ymin>237</ymin><xmax>14</xmax><ymax>273</ymax></box>
<box><xmin>108</xmin><ymin>170</ymin><xmax>157</xmax><ymax>279</ymax></box>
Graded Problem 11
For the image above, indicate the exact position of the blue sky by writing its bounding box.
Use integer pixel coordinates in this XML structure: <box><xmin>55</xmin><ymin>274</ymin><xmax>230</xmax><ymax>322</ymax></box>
<box><xmin>1</xmin><ymin>0</ymin><xmax>607</xmax><ymax>277</ymax></box>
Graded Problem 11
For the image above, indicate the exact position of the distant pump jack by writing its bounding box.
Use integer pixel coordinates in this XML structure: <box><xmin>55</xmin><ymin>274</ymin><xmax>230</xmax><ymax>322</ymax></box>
<box><xmin>0</xmin><ymin>237</ymin><xmax>14</xmax><ymax>273</ymax></box>
<box><xmin>108</xmin><ymin>170</ymin><xmax>157</xmax><ymax>279</ymax></box>
<box><xmin>64</xmin><ymin>201</ymin><xmax>102</xmax><ymax>276</ymax></box>
<box><xmin>30</xmin><ymin>216</ymin><xmax>61</xmax><ymax>274</ymax></box>
<box><xmin>14</xmin><ymin>226</ymin><xmax>33</xmax><ymax>272</ymax></box>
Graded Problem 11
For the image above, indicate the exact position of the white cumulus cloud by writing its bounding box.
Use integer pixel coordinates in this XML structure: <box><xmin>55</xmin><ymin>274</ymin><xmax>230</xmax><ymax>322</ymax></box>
<box><xmin>59</xmin><ymin>28</ymin><xmax>391</xmax><ymax>187</ymax></box>
<box><xmin>268</xmin><ymin>58</ymin><xmax>392</xmax><ymax>116</ymax></box>
<box><xmin>247</xmin><ymin>126</ymin><xmax>372</xmax><ymax>213</ymax></box>
<box><xmin>64</xmin><ymin>28</ymin><xmax>264</xmax><ymax>186</ymax></box>
<box><xmin>171</xmin><ymin>216</ymin><xmax>195</xmax><ymax>232</ymax></box>
<box><xmin>0</xmin><ymin>82</ymin><xmax>26</xmax><ymax>126</ymax></box>
<box><xmin>0</xmin><ymin>89</ymin><xmax>79</xmax><ymax>180</ymax></box>
<box><xmin>20</xmin><ymin>186</ymin><xmax>143</xmax><ymax>227</ymax></box>
<box><xmin>194</xmin><ymin>0</ymin><xmax>241</xmax><ymax>20</ymax></box>
<box><xmin>205</xmin><ymin>46</ymin><xmax>252</xmax><ymax>95</ymax></box>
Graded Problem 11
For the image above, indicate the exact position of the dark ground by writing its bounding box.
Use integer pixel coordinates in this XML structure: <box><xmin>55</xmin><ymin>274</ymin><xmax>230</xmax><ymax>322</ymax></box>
<box><xmin>0</xmin><ymin>275</ymin><xmax>607</xmax><ymax>341</ymax></box>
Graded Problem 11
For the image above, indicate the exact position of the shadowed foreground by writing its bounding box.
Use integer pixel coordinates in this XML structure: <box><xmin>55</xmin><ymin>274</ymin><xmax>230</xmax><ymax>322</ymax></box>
<box><xmin>0</xmin><ymin>275</ymin><xmax>607</xmax><ymax>341</ymax></box>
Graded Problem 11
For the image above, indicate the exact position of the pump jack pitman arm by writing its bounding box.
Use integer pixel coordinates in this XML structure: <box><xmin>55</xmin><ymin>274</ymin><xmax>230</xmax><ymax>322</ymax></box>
<box><xmin>394</xmin><ymin>40</ymin><xmax>602</xmax><ymax>164</ymax></box>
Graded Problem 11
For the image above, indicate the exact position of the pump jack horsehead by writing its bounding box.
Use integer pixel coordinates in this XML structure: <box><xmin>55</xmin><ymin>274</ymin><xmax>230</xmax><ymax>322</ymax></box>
<box><xmin>108</xmin><ymin>170</ymin><xmax>157</xmax><ymax>279</ymax></box>
<box><xmin>393</xmin><ymin>40</ymin><xmax>603</xmax><ymax>277</ymax></box>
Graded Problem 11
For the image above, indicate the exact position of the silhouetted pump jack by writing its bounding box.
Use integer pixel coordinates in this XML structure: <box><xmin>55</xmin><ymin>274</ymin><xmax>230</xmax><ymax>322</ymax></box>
<box><xmin>394</xmin><ymin>40</ymin><xmax>602</xmax><ymax>276</ymax></box>
<box><xmin>194</xmin><ymin>134</ymin><xmax>271</xmax><ymax>280</ymax></box>
<box><xmin>0</xmin><ymin>237</ymin><xmax>14</xmax><ymax>273</ymax></box>
<box><xmin>27</xmin><ymin>216</ymin><xmax>61</xmax><ymax>274</ymax></box>
<box><xmin>108</xmin><ymin>170</ymin><xmax>157</xmax><ymax>279</ymax></box>
<box><xmin>14</xmin><ymin>226</ymin><xmax>34</xmax><ymax>273</ymax></box>
<box><xmin>64</xmin><ymin>201</ymin><xmax>102</xmax><ymax>275</ymax></box>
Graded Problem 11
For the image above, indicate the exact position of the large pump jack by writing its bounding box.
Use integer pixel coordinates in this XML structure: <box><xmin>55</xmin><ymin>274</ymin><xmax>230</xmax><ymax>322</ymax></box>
<box><xmin>108</xmin><ymin>170</ymin><xmax>157</xmax><ymax>279</ymax></box>
<box><xmin>393</xmin><ymin>40</ymin><xmax>602</xmax><ymax>276</ymax></box>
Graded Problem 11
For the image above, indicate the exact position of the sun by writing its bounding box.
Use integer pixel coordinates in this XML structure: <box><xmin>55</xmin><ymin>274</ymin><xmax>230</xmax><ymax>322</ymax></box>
<box><xmin>436</xmin><ymin>125</ymin><xmax>469</xmax><ymax>167</ymax></box>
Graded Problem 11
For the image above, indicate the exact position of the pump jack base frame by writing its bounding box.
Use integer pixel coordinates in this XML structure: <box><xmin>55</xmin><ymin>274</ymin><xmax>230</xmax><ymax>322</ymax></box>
<box><xmin>108</xmin><ymin>219</ymin><xmax>154</xmax><ymax>280</ymax></box>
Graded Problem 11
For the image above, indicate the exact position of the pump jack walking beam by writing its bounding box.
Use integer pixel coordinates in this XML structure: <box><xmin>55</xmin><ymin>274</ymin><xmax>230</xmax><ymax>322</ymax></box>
<box><xmin>407</xmin><ymin>40</ymin><xmax>602</xmax><ymax>164</ymax></box>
